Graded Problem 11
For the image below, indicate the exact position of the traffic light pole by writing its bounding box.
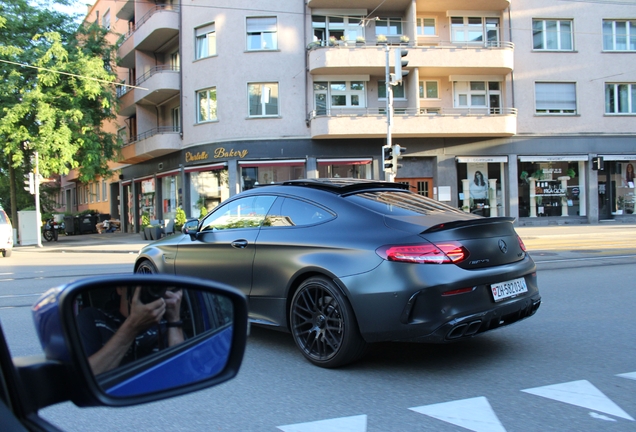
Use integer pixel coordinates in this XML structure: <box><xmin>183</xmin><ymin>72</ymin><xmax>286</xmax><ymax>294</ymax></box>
<box><xmin>34</xmin><ymin>151</ymin><xmax>42</xmax><ymax>247</ymax></box>
<box><xmin>384</xmin><ymin>45</ymin><xmax>395</xmax><ymax>182</ymax></box>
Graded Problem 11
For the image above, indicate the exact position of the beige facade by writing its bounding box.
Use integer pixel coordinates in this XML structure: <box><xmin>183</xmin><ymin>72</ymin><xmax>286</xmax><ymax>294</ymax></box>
<box><xmin>64</xmin><ymin>0</ymin><xmax>636</xmax><ymax>229</ymax></box>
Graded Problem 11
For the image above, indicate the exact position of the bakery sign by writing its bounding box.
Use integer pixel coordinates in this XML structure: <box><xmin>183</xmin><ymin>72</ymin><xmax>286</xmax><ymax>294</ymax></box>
<box><xmin>185</xmin><ymin>148</ymin><xmax>249</xmax><ymax>163</ymax></box>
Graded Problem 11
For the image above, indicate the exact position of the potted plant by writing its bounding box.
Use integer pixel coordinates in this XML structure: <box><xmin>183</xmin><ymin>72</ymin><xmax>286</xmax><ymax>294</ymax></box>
<box><xmin>140</xmin><ymin>212</ymin><xmax>151</xmax><ymax>240</ymax></box>
<box><xmin>376</xmin><ymin>34</ymin><xmax>387</xmax><ymax>45</ymax></box>
<box><xmin>339</xmin><ymin>35</ymin><xmax>348</xmax><ymax>46</ymax></box>
<box><xmin>400</xmin><ymin>35</ymin><xmax>410</xmax><ymax>45</ymax></box>
<box><xmin>356</xmin><ymin>36</ymin><xmax>365</xmax><ymax>45</ymax></box>
<box><xmin>328</xmin><ymin>35</ymin><xmax>337</xmax><ymax>46</ymax></box>
<box><xmin>148</xmin><ymin>221</ymin><xmax>163</xmax><ymax>241</ymax></box>
<box><xmin>174</xmin><ymin>207</ymin><xmax>187</xmax><ymax>232</ymax></box>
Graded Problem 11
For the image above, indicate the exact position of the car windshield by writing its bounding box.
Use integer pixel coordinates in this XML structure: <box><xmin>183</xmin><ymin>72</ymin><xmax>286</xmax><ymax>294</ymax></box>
<box><xmin>346</xmin><ymin>191</ymin><xmax>463</xmax><ymax>216</ymax></box>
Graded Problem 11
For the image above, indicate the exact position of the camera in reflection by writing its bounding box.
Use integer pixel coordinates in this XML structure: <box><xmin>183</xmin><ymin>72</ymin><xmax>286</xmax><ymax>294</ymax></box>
<box><xmin>139</xmin><ymin>286</ymin><xmax>168</xmax><ymax>304</ymax></box>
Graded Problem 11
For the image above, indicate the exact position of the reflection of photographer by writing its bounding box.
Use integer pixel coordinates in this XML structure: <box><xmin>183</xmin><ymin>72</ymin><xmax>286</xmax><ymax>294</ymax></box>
<box><xmin>77</xmin><ymin>286</ymin><xmax>183</xmax><ymax>375</ymax></box>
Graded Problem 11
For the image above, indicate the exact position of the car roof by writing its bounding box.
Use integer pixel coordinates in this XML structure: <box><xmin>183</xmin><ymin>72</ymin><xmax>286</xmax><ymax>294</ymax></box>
<box><xmin>256</xmin><ymin>178</ymin><xmax>409</xmax><ymax>195</ymax></box>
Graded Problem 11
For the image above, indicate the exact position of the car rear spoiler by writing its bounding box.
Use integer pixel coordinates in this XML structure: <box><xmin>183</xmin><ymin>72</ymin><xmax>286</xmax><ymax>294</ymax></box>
<box><xmin>422</xmin><ymin>217</ymin><xmax>516</xmax><ymax>234</ymax></box>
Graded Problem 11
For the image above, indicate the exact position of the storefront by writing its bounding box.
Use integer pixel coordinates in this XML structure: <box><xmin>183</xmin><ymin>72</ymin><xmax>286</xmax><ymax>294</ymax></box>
<box><xmin>598</xmin><ymin>155</ymin><xmax>636</xmax><ymax>219</ymax></box>
<box><xmin>185</xmin><ymin>163</ymin><xmax>229</xmax><ymax>219</ymax></box>
<box><xmin>517</xmin><ymin>156</ymin><xmax>587</xmax><ymax>219</ymax></box>
<box><xmin>456</xmin><ymin>157</ymin><xmax>507</xmax><ymax>217</ymax></box>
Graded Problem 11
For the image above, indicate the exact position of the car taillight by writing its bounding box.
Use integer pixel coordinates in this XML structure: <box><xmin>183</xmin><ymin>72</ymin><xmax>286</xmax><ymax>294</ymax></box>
<box><xmin>376</xmin><ymin>242</ymin><xmax>469</xmax><ymax>264</ymax></box>
<box><xmin>517</xmin><ymin>235</ymin><xmax>527</xmax><ymax>252</ymax></box>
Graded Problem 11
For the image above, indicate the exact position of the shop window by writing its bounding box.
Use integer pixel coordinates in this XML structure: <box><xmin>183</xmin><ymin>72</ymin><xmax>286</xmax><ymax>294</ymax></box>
<box><xmin>457</xmin><ymin>161</ymin><xmax>504</xmax><ymax>217</ymax></box>
<box><xmin>190</xmin><ymin>169</ymin><xmax>229</xmax><ymax>219</ymax></box>
<box><xmin>518</xmin><ymin>161</ymin><xmax>581</xmax><ymax>218</ymax></box>
<box><xmin>317</xmin><ymin>159</ymin><xmax>371</xmax><ymax>179</ymax></box>
<box><xmin>240</xmin><ymin>163</ymin><xmax>306</xmax><ymax>191</ymax></box>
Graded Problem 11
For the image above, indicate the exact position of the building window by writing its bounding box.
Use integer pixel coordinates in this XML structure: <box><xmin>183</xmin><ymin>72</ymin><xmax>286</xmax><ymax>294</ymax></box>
<box><xmin>605</xmin><ymin>83</ymin><xmax>636</xmax><ymax>114</ymax></box>
<box><xmin>248</xmin><ymin>83</ymin><xmax>279</xmax><ymax>117</ymax></box>
<box><xmin>417</xmin><ymin>18</ymin><xmax>436</xmax><ymax>36</ymax></box>
<box><xmin>313</xmin><ymin>81</ymin><xmax>366</xmax><ymax>114</ymax></box>
<box><xmin>195</xmin><ymin>23</ymin><xmax>216</xmax><ymax>59</ymax></box>
<box><xmin>378</xmin><ymin>81</ymin><xmax>404</xmax><ymax>99</ymax></box>
<box><xmin>102</xmin><ymin>9</ymin><xmax>110</xmax><ymax>30</ymax></box>
<box><xmin>89</xmin><ymin>183</ymin><xmax>94</xmax><ymax>203</ymax></box>
<box><xmin>532</xmin><ymin>19</ymin><xmax>573</xmax><ymax>51</ymax></box>
<box><xmin>376</xmin><ymin>17</ymin><xmax>402</xmax><ymax>36</ymax></box>
<box><xmin>419</xmin><ymin>81</ymin><xmax>439</xmax><ymax>99</ymax></box>
<box><xmin>247</xmin><ymin>17</ymin><xmax>277</xmax><ymax>50</ymax></box>
<box><xmin>603</xmin><ymin>20</ymin><xmax>636</xmax><ymax>51</ymax></box>
<box><xmin>95</xmin><ymin>181</ymin><xmax>101</xmax><ymax>202</ymax></box>
<box><xmin>102</xmin><ymin>180</ymin><xmax>108</xmax><ymax>202</ymax></box>
<box><xmin>172</xmin><ymin>106</ymin><xmax>181</xmax><ymax>131</ymax></box>
<box><xmin>535</xmin><ymin>82</ymin><xmax>577</xmax><ymax>115</ymax></box>
<box><xmin>197</xmin><ymin>88</ymin><xmax>217</xmax><ymax>123</ymax></box>
<box><xmin>453</xmin><ymin>81</ymin><xmax>501</xmax><ymax>110</ymax></box>
<box><xmin>451</xmin><ymin>17</ymin><xmax>500</xmax><ymax>44</ymax></box>
<box><xmin>312</xmin><ymin>15</ymin><xmax>363</xmax><ymax>44</ymax></box>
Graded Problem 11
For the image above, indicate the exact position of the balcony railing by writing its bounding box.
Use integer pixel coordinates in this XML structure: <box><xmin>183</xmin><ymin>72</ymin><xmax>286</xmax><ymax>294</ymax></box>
<box><xmin>307</xmin><ymin>39</ymin><xmax>514</xmax><ymax>50</ymax></box>
<box><xmin>136</xmin><ymin>65</ymin><xmax>180</xmax><ymax>86</ymax></box>
<box><xmin>118</xmin><ymin>5</ymin><xmax>180</xmax><ymax>47</ymax></box>
<box><xmin>308</xmin><ymin>107</ymin><xmax>517</xmax><ymax>119</ymax></box>
<box><xmin>124</xmin><ymin>126</ymin><xmax>181</xmax><ymax>146</ymax></box>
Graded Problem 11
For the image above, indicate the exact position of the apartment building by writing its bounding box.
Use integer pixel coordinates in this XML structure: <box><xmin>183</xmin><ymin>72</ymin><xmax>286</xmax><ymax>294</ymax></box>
<box><xmin>76</xmin><ymin>0</ymin><xmax>636</xmax><ymax>232</ymax></box>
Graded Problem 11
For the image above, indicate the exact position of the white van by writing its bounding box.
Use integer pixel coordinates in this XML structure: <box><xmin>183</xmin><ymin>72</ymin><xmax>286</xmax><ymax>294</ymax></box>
<box><xmin>0</xmin><ymin>208</ymin><xmax>13</xmax><ymax>257</ymax></box>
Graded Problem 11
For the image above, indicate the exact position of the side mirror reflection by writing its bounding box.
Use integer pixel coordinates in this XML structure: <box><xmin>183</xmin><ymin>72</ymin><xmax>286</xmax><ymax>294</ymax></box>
<box><xmin>73</xmin><ymin>283</ymin><xmax>234</xmax><ymax>397</ymax></box>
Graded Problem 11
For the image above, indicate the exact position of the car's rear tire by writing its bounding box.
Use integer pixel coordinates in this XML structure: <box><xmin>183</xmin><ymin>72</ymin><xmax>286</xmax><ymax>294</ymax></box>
<box><xmin>2</xmin><ymin>249</ymin><xmax>11</xmax><ymax>258</ymax></box>
<box><xmin>43</xmin><ymin>230</ymin><xmax>54</xmax><ymax>242</ymax></box>
<box><xmin>290</xmin><ymin>276</ymin><xmax>367</xmax><ymax>368</ymax></box>
<box><xmin>135</xmin><ymin>259</ymin><xmax>158</xmax><ymax>274</ymax></box>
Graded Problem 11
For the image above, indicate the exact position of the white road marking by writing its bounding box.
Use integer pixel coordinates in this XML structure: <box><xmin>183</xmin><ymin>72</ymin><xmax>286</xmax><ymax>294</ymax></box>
<box><xmin>277</xmin><ymin>415</ymin><xmax>367</xmax><ymax>432</ymax></box>
<box><xmin>617</xmin><ymin>372</ymin><xmax>636</xmax><ymax>381</ymax></box>
<box><xmin>522</xmin><ymin>380</ymin><xmax>634</xmax><ymax>421</ymax></box>
<box><xmin>410</xmin><ymin>396</ymin><xmax>506</xmax><ymax>432</ymax></box>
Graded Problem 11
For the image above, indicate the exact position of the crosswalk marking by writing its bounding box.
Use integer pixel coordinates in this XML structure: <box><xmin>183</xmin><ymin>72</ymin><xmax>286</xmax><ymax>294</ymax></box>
<box><xmin>617</xmin><ymin>372</ymin><xmax>636</xmax><ymax>381</ymax></box>
<box><xmin>277</xmin><ymin>415</ymin><xmax>367</xmax><ymax>432</ymax></box>
<box><xmin>410</xmin><ymin>396</ymin><xmax>506</xmax><ymax>432</ymax></box>
<box><xmin>521</xmin><ymin>380</ymin><xmax>635</xmax><ymax>421</ymax></box>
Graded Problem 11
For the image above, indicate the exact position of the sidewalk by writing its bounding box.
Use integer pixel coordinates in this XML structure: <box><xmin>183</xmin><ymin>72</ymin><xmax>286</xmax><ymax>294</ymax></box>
<box><xmin>12</xmin><ymin>222</ymin><xmax>635</xmax><ymax>254</ymax></box>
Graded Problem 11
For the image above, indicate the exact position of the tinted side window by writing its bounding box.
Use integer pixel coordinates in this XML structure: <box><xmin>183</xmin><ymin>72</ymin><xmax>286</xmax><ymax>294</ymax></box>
<box><xmin>346</xmin><ymin>191</ymin><xmax>463</xmax><ymax>216</ymax></box>
<box><xmin>200</xmin><ymin>195</ymin><xmax>276</xmax><ymax>231</ymax></box>
<box><xmin>263</xmin><ymin>198</ymin><xmax>334</xmax><ymax>227</ymax></box>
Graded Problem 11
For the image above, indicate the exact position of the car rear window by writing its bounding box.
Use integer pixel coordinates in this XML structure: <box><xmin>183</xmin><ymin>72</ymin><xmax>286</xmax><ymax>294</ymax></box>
<box><xmin>346</xmin><ymin>191</ymin><xmax>463</xmax><ymax>216</ymax></box>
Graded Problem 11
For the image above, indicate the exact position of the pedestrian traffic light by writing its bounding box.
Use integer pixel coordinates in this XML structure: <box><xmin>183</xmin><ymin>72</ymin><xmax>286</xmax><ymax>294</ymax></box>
<box><xmin>592</xmin><ymin>156</ymin><xmax>604</xmax><ymax>171</ymax></box>
<box><xmin>392</xmin><ymin>144</ymin><xmax>406</xmax><ymax>171</ymax></box>
<box><xmin>382</xmin><ymin>145</ymin><xmax>393</xmax><ymax>172</ymax></box>
<box><xmin>24</xmin><ymin>172</ymin><xmax>35</xmax><ymax>194</ymax></box>
<box><xmin>392</xmin><ymin>48</ymin><xmax>409</xmax><ymax>85</ymax></box>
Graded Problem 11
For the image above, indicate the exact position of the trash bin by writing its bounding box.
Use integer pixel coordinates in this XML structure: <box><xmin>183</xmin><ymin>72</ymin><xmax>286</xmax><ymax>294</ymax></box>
<box><xmin>78</xmin><ymin>214</ymin><xmax>98</xmax><ymax>234</ymax></box>
<box><xmin>64</xmin><ymin>215</ymin><xmax>77</xmax><ymax>235</ymax></box>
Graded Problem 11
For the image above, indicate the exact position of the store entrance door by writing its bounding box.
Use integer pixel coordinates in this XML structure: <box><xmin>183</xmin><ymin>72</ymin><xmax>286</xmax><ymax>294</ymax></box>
<box><xmin>395</xmin><ymin>177</ymin><xmax>433</xmax><ymax>198</ymax></box>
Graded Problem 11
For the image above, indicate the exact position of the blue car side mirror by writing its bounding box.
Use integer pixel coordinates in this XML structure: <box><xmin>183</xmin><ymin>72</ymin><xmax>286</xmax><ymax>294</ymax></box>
<box><xmin>22</xmin><ymin>274</ymin><xmax>247</xmax><ymax>409</ymax></box>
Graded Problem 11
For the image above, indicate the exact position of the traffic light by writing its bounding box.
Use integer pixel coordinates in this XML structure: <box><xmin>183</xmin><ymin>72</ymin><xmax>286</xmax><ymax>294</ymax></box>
<box><xmin>392</xmin><ymin>144</ymin><xmax>407</xmax><ymax>171</ymax></box>
<box><xmin>24</xmin><ymin>172</ymin><xmax>35</xmax><ymax>194</ymax></box>
<box><xmin>382</xmin><ymin>145</ymin><xmax>393</xmax><ymax>172</ymax></box>
<box><xmin>391</xmin><ymin>48</ymin><xmax>409</xmax><ymax>85</ymax></box>
<box><xmin>592</xmin><ymin>156</ymin><xmax>604</xmax><ymax>171</ymax></box>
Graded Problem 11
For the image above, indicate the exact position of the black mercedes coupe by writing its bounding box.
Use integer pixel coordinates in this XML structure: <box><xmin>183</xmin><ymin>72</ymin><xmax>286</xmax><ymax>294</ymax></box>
<box><xmin>135</xmin><ymin>179</ymin><xmax>541</xmax><ymax>368</ymax></box>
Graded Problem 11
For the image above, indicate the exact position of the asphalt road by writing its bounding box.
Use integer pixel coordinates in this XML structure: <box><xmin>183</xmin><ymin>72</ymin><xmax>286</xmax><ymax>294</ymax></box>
<box><xmin>1</xmin><ymin>224</ymin><xmax>635</xmax><ymax>431</ymax></box>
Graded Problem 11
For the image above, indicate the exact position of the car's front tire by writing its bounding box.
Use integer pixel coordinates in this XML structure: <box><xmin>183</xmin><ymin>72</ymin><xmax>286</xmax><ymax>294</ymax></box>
<box><xmin>135</xmin><ymin>259</ymin><xmax>158</xmax><ymax>274</ymax></box>
<box><xmin>290</xmin><ymin>276</ymin><xmax>367</xmax><ymax>368</ymax></box>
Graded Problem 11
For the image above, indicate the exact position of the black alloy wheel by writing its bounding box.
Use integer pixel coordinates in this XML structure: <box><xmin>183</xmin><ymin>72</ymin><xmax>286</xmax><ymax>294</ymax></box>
<box><xmin>135</xmin><ymin>260</ymin><xmax>158</xmax><ymax>274</ymax></box>
<box><xmin>43</xmin><ymin>230</ymin><xmax>54</xmax><ymax>242</ymax></box>
<box><xmin>290</xmin><ymin>276</ymin><xmax>367</xmax><ymax>368</ymax></box>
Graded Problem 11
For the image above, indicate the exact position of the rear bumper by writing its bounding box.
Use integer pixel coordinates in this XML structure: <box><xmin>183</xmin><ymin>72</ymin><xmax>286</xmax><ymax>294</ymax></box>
<box><xmin>339</xmin><ymin>255</ymin><xmax>540</xmax><ymax>343</ymax></box>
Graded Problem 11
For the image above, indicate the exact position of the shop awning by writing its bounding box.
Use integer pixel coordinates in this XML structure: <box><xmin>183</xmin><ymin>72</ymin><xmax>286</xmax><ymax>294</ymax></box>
<box><xmin>518</xmin><ymin>155</ymin><xmax>588</xmax><ymax>162</ymax></box>
<box><xmin>317</xmin><ymin>158</ymin><xmax>372</xmax><ymax>165</ymax></box>
<box><xmin>156</xmin><ymin>168</ymin><xmax>182</xmax><ymax>178</ymax></box>
<box><xmin>184</xmin><ymin>163</ymin><xmax>227</xmax><ymax>173</ymax></box>
<box><xmin>238</xmin><ymin>159</ymin><xmax>305</xmax><ymax>168</ymax></box>
<box><xmin>600</xmin><ymin>155</ymin><xmax>636</xmax><ymax>161</ymax></box>
<box><xmin>456</xmin><ymin>156</ymin><xmax>508</xmax><ymax>163</ymax></box>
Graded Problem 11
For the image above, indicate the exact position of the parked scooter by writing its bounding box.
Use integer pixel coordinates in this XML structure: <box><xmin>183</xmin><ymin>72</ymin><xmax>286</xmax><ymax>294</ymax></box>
<box><xmin>42</xmin><ymin>218</ymin><xmax>64</xmax><ymax>242</ymax></box>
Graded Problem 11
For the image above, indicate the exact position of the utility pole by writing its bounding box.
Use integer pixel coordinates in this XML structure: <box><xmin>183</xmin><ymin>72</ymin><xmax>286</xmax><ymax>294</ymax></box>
<box><xmin>384</xmin><ymin>45</ymin><xmax>394</xmax><ymax>182</ymax></box>
<box><xmin>34</xmin><ymin>151</ymin><xmax>42</xmax><ymax>248</ymax></box>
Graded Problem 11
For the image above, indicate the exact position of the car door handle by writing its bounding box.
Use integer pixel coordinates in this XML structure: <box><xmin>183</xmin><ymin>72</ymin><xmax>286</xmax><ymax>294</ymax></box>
<box><xmin>231</xmin><ymin>239</ymin><xmax>249</xmax><ymax>249</ymax></box>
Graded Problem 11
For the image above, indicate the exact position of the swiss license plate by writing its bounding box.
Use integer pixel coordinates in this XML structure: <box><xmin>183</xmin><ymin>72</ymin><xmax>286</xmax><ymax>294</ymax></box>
<box><xmin>491</xmin><ymin>278</ymin><xmax>528</xmax><ymax>302</ymax></box>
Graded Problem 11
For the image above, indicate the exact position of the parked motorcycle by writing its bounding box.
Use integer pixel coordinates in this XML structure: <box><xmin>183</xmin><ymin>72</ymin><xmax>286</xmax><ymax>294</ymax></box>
<box><xmin>42</xmin><ymin>218</ymin><xmax>64</xmax><ymax>242</ymax></box>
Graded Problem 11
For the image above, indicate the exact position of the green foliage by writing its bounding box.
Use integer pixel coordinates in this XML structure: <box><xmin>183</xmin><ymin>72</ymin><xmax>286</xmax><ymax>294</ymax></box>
<box><xmin>0</xmin><ymin>1</ymin><xmax>121</xmax><ymax>219</ymax></box>
<box><xmin>141</xmin><ymin>212</ymin><xmax>151</xmax><ymax>228</ymax></box>
<box><xmin>174</xmin><ymin>207</ymin><xmax>187</xmax><ymax>230</ymax></box>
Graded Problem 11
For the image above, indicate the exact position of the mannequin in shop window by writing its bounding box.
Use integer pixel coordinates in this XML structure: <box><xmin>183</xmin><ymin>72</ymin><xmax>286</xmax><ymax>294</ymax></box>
<box><xmin>625</xmin><ymin>163</ymin><xmax>635</xmax><ymax>187</ymax></box>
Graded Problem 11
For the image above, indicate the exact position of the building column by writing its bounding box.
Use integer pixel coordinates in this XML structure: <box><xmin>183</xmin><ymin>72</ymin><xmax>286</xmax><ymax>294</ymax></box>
<box><xmin>508</xmin><ymin>154</ymin><xmax>519</xmax><ymax>222</ymax></box>
<box><xmin>588</xmin><ymin>157</ymin><xmax>599</xmax><ymax>223</ymax></box>
<box><xmin>228</xmin><ymin>159</ymin><xmax>240</xmax><ymax>197</ymax></box>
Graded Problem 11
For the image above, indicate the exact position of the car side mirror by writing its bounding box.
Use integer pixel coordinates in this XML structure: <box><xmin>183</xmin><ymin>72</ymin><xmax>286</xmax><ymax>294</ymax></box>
<box><xmin>29</xmin><ymin>275</ymin><xmax>247</xmax><ymax>408</ymax></box>
<box><xmin>182</xmin><ymin>219</ymin><xmax>199</xmax><ymax>235</ymax></box>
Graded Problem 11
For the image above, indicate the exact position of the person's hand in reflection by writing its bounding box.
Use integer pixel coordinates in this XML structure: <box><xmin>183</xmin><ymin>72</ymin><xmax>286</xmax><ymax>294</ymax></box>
<box><xmin>77</xmin><ymin>286</ymin><xmax>184</xmax><ymax>375</ymax></box>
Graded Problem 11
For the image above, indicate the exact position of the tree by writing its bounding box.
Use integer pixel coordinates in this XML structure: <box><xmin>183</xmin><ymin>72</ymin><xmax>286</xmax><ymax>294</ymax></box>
<box><xmin>0</xmin><ymin>0</ymin><xmax>120</xmax><ymax>225</ymax></box>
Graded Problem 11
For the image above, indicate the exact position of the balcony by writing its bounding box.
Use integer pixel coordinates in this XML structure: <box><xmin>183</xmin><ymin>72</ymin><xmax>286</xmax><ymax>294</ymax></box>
<box><xmin>120</xmin><ymin>128</ymin><xmax>181</xmax><ymax>164</ymax></box>
<box><xmin>308</xmin><ymin>107</ymin><xmax>517</xmax><ymax>139</ymax></box>
<box><xmin>308</xmin><ymin>41</ymin><xmax>513</xmax><ymax>76</ymax></box>
<box><xmin>117</xmin><ymin>5</ymin><xmax>180</xmax><ymax>69</ymax></box>
<box><xmin>134</xmin><ymin>66</ymin><xmax>180</xmax><ymax>106</ymax></box>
